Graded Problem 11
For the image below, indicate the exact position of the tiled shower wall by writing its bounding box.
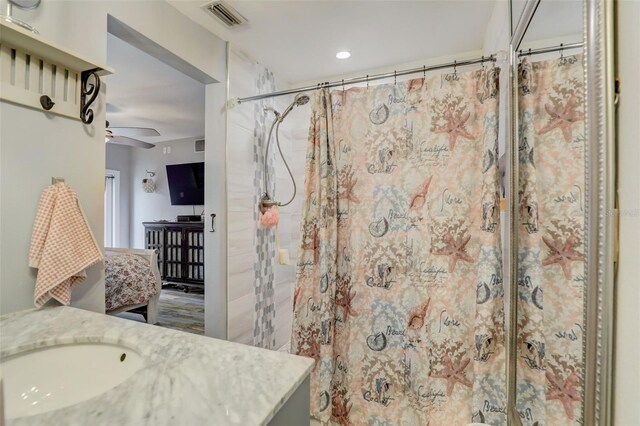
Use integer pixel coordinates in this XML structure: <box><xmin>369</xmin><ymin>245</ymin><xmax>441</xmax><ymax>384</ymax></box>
<box><xmin>227</xmin><ymin>49</ymin><xmax>308</xmax><ymax>348</ymax></box>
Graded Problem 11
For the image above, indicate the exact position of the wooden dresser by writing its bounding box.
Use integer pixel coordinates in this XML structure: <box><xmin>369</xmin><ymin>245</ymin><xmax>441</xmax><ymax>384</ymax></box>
<box><xmin>143</xmin><ymin>222</ymin><xmax>204</xmax><ymax>290</ymax></box>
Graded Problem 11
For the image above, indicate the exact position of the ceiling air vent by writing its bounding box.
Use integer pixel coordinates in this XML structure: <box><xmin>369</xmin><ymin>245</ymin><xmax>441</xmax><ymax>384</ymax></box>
<box><xmin>203</xmin><ymin>1</ymin><xmax>248</xmax><ymax>27</ymax></box>
<box><xmin>195</xmin><ymin>139</ymin><xmax>205</xmax><ymax>153</ymax></box>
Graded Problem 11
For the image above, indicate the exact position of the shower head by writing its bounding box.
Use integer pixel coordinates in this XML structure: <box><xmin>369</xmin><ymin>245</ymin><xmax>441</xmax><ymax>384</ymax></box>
<box><xmin>294</xmin><ymin>93</ymin><xmax>310</xmax><ymax>106</ymax></box>
<box><xmin>279</xmin><ymin>93</ymin><xmax>309</xmax><ymax>121</ymax></box>
<box><xmin>260</xmin><ymin>93</ymin><xmax>307</xmax><ymax>213</ymax></box>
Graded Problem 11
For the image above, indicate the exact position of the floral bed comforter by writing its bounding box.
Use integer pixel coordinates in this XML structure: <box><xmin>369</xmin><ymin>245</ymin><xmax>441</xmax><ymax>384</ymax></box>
<box><xmin>105</xmin><ymin>253</ymin><xmax>158</xmax><ymax>311</ymax></box>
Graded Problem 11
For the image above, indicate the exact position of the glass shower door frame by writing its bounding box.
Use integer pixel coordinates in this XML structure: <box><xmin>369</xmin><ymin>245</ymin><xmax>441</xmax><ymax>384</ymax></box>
<box><xmin>508</xmin><ymin>0</ymin><xmax>616</xmax><ymax>425</ymax></box>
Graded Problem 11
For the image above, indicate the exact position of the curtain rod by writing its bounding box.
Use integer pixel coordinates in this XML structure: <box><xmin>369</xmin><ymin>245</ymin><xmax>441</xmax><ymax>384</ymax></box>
<box><xmin>236</xmin><ymin>54</ymin><xmax>497</xmax><ymax>104</ymax></box>
<box><xmin>518</xmin><ymin>42</ymin><xmax>584</xmax><ymax>57</ymax></box>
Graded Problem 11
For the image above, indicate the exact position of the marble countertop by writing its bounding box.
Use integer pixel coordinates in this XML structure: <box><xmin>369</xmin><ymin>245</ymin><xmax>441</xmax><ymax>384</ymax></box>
<box><xmin>0</xmin><ymin>307</ymin><xmax>313</xmax><ymax>426</ymax></box>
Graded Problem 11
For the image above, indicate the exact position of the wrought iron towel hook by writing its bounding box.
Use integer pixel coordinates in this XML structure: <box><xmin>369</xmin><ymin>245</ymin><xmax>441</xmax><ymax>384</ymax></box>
<box><xmin>80</xmin><ymin>68</ymin><xmax>102</xmax><ymax>124</ymax></box>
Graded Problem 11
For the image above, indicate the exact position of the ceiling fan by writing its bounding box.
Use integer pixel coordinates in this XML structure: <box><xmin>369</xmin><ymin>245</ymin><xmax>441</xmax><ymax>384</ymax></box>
<box><xmin>105</xmin><ymin>121</ymin><xmax>159</xmax><ymax>149</ymax></box>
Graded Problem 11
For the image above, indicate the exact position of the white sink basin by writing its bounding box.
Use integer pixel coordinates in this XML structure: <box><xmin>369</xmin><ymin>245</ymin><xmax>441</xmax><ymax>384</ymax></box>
<box><xmin>1</xmin><ymin>342</ymin><xmax>143</xmax><ymax>419</ymax></box>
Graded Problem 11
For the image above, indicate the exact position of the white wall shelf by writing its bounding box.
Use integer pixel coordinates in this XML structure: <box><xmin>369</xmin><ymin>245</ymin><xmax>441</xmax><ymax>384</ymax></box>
<box><xmin>0</xmin><ymin>21</ymin><xmax>113</xmax><ymax>122</ymax></box>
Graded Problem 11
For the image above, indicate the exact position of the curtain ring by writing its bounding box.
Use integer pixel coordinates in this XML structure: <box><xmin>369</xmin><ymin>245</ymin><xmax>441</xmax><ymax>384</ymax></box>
<box><xmin>560</xmin><ymin>43</ymin><xmax>564</xmax><ymax>59</ymax></box>
<box><xmin>366</xmin><ymin>75</ymin><xmax>369</xmax><ymax>90</ymax></box>
<box><xmin>481</xmin><ymin>55</ymin><xmax>485</xmax><ymax>70</ymax></box>
<box><xmin>394</xmin><ymin>70</ymin><xmax>397</xmax><ymax>86</ymax></box>
<box><xmin>453</xmin><ymin>60</ymin><xmax>457</xmax><ymax>75</ymax></box>
<box><xmin>342</xmin><ymin>79</ymin><xmax>345</xmax><ymax>92</ymax></box>
<box><xmin>423</xmin><ymin>65</ymin><xmax>426</xmax><ymax>79</ymax></box>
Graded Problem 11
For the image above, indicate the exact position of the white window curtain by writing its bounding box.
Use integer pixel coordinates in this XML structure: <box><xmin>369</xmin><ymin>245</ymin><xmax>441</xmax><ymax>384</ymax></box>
<box><xmin>104</xmin><ymin>169</ymin><xmax>120</xmax><ymax>248</ymax></box>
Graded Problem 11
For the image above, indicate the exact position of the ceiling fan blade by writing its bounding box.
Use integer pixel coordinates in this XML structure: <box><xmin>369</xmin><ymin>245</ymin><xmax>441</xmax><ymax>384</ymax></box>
<box><xmin>108</xmin><ymin>136</ymin><xmax>156</xmax><ymax>149</ymax></box>
<box><xmin>107</xmin><ymin>127</ymin><xmax>160</xmax><ymax>137</ymax></box>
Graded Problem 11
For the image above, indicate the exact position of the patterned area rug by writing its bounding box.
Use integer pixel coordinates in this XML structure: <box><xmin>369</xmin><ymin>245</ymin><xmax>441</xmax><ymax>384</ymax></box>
<box><xmin>115</xmin><ymin>288</ymin><xmax>204</xmax><ymax>335</ymax></box>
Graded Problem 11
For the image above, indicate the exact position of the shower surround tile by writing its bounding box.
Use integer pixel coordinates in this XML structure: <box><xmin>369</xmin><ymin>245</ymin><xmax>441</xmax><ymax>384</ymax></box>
<box><xmin>227</xmin><ymin>48</ymin><xmax>306</xmax><ymax>350</ymax></box>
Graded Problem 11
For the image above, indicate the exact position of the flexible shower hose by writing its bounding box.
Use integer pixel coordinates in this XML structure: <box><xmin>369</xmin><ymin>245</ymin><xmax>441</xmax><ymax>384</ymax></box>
<box><xmin>263</xmin><ymin>115</ymin><xmax>297</xmax><ymax>207</ymax></box>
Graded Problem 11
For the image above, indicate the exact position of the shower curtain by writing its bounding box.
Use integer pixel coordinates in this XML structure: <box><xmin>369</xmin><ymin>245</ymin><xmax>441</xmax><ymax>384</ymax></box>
<box><xmin>291</xmin><ymin>68</ymin><xmax>504</xmax><ymax>425</ymax></box>
<box><xmin>516</xmin><ymin>55</ymin><xmax>586</xmax><ymax>425</ymax></box>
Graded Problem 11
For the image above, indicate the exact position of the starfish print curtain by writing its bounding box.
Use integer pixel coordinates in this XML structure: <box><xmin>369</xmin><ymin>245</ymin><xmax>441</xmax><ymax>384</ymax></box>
<box><xmin>292</xmin><ymin>67</ymin><xmax>504</xmax><ymax>425</ymax></box>
<box><xmin>516</xmin><ymin>55</ymin><xmax>586</xmax><ymax>425</ymax></box>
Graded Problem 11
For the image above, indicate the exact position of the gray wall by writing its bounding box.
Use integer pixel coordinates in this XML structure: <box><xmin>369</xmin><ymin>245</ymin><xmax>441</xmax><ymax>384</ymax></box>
<box><xmin>105</xmin><ymin>144</ymin><xmax>132</xmax><ymax>248</ymax></box>
<box><xmin>0</xmin><ymin>99</ymin><xmax>106</xmax><ymax>314</ymax></box>
<box><xmin>107</xmin><ymin>140</ymin><xmax>205</xmax><ymax>250</ymax></box>
<box><xmin>129</xmin><ymin>139</ymin><xmax>204</xmax><ymax>248</ymax></box>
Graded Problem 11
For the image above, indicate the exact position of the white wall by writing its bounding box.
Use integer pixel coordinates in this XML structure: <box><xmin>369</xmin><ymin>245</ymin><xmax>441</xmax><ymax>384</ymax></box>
<box><xmin>204</xmin><ymin>79</ymin><xmax>228</xmax><ymax>339</ymax></box>
<box><xmin>613</xmin><ymin>1</ymin><xmax>640</xmax><ymax>424</ymax></box>
<box><xmin>1</xmin><ymin>1</ymin><xmax>227</xmax><ymax>324</ymax></box>
<box><xmin>105</xmin><ymin>144</ymin><xmax>132</xmax><ymax>248</ymax></box>
<box><xmin>226</xmin><ymin>49</ymin><xmax>260</xmax><ymax>345</ymax></box>
<box><xmin>128</xmin><ymin>140</ymin><xmax>205</xmax><ymax>248</ymax></box>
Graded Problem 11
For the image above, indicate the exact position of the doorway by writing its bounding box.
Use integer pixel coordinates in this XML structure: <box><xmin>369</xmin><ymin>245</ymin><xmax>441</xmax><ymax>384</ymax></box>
<box><xmin>103</xmin><ymin>21</ymin><xmax>209</xmax><ymax>335</ymax></box>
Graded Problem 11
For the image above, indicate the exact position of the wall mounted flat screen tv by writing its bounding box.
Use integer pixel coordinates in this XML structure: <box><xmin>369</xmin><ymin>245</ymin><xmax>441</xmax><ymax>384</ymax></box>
<box><xmin>166</xmin><ymin>162</ymin><xmax>205</xmax><ymax>205</ymax></box>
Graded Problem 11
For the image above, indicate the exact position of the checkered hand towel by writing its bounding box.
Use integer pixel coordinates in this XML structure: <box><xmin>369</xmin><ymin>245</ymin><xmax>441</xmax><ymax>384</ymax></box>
<box><xmin>29</xmin><ymin>182</ymin><xmax>103</xmax><ymax>307</ymax></box>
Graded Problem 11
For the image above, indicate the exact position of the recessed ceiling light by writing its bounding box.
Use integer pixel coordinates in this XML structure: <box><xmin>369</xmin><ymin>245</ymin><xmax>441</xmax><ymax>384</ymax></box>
<box><xmin>336</xmin><ymin>51</ymin><xmax>351</xmax><ymax>59</ymax></box>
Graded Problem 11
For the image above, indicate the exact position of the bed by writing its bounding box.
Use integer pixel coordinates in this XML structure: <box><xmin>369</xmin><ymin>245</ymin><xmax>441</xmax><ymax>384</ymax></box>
<box><xmin>104</xmin><ymin>248</ymin><xmax>162</xmax><ymax>324</ymax></box>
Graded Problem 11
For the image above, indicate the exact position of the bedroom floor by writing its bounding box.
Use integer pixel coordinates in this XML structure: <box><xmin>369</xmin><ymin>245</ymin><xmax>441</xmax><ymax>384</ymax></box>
<box><xmin>116</xmin><ymin>287</ymin><xmax>204</xmax><ymax>335</ymax></box>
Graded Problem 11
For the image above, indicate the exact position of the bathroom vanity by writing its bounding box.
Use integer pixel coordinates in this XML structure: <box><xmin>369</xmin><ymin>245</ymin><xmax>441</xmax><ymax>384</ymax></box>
<box><xmin>0</xmin><ymin>307</ymin><xmax>313</xmax><ymax>425</ymax></box>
